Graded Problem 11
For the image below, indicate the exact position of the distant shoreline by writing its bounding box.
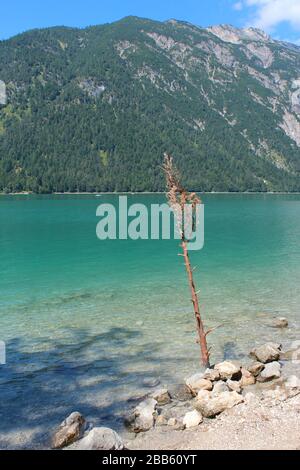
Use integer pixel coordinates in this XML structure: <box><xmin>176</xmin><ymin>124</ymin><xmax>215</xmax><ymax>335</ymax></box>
<box><xmin>1</xmin><ymin>191</ymin><xmax>300</xmax><ymax>196</ymax></box>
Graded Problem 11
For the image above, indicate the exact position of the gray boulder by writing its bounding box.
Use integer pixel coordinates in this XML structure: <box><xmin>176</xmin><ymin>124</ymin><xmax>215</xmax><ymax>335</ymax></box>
<box><xmin>257</xmin><ymin>361</ymin><xmax>281</xmax><ymax>382</ymax></box>
<box><xmin>52</xmin><ymin>412</ymin><xmax>85</xmax><ymax>449</ymax></box>
<box><xmin>250</xmin><ymin>343</ymin><xmax>281</xmax><ymax>364</ymax></box>
<box><xmin>194</xmin><ymin>390</ymin><xmax>244</xmax><ymax>418</ymax></box>
<box><xmin>67</xmin><ymin>427</ymin><xmax>124</xmax><ymax>450</ymax></box>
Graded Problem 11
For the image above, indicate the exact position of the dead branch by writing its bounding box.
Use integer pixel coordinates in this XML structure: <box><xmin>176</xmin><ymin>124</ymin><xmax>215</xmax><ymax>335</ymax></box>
<box><xmin>162</xmin><ymin>153</ymin><xmax>210</xmax><ymax>368</ymax></box>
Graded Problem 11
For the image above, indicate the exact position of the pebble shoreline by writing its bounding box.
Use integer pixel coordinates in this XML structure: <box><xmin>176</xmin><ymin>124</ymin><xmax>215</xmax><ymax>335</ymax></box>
<box><xmin>51</xmin><ymin>327</ymin><xmax>300</xmax><ymax>450</ymax></box>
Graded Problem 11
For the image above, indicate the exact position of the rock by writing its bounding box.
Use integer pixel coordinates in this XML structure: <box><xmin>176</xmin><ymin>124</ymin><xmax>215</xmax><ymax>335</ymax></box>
<box><xmin>169</xmin><ymin>384</ymin><xmax>194</xmax><ymax>401</ymax></box>
<box><xmin>203</xmin><ymin>369</ymin><xmax>221</xmax><ymax>382</ymax></box>
<box><xmin>284</xmin><ymin>375</ymin><xmax>300</xmax><ymax>397</ymax></box>
<box><xmin>227</xmin><ymin>379</ymin><xmax>242</xmax><ymax>393</ymax></box>
<box><xmin>212</xmin><ymin>381</ymin><xmax>229</xmax><ymax>394</ymax></box>
<box><xmin>168</xmin><ymin>418</ymin><xmax>185</xmax><ymax>431</ymax></box>
<box><xmin>143</xmin><ymin>378</ymin><xmax>160</xmax><ymax>388</ymax></box>
<box><xmin>183</xmin><ymin>410</ymin><xmax>203</xmax><ymax>429</ymax></box>
<box><xmin>194</xmin><ymin>391</ymin><xmax>244</xmax><ymax>418</ymax></box>
<box><xmin>68</xmin><ymin>428</ymin><xmax>124</xmax><ymax>450</ymax></box>
<box><xmin>250</xmin><ymin>343</ymin><xmax>281</xmax><ymax>364</ymax></box>
<box><xmin>257</xmin><ymin>361</ymin><xmax>281</xmax><ymax>383</ymax></box>
<box><xmin>240</xmin><ymin>368</ymin><xmax>256</xmax><ymax>387</ymax></box>
<box><xmin>125</xmin><ymin>398</ymin><xmax>157</xmax><ymax>433</ymax></box>
<box><xmin>156</xmin><ymin>415</ymin><xmax>168</xmax><ymax>427</ymax></box>
<box><xmin>214</xmin><ymin>361</ymin><xmax>242</xmax><ymax>380</ymax></box>
<box><xmin>152</xmin><ymin>389</ymin><xmax>171</xmax><ymax>406</ymax></box>
<box><xmin>280</xmin><ymin>348</ymin><xmax>300</xmax><ymax>362</ymax></box>
<box><xmin>273</xmin><ymin>317</ymin><xmax>288</xmax><ymax>328</ymax></box>
<box><xmin>285</xmin><ymin>375</ymin><xmax>300</xmax><ymax>389</ymax></box>
<box><xmin>186</xmin><ymin>373</ymin><xmax>212</xmax><ymax>393</ymax></box>
<box><xmin>262</xmin><ymin>388</ymin><xmax>287</xmax><ymax>402</ymax></box>
<box><xmin>247</xmin><ymin>362</ymin><xmax>265</xmax><ymax>377</ymax></box>
<box><xmin>52</xmin><ymin>412</ymin><xmax>85</xmax><ymax>449</ymax></box>
<box><xmin>168</xmin><ymin>418</ymin><xmax>178</xmax><ymax>427</ymax></box>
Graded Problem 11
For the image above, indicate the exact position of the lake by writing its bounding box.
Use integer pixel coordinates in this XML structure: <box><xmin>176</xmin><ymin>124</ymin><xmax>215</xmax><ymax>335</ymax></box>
<box><xmin>0</xmin><ymin>194</ymin><xmax>299</xmax><ymax>448</ymax></box>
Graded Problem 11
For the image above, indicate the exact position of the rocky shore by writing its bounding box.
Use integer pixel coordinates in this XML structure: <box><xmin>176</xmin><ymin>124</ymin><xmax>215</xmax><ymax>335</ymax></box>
<box><xmin>51</xmin><ymin>330</ymin><xmax>300</xmax><ymax>451</ymax></box>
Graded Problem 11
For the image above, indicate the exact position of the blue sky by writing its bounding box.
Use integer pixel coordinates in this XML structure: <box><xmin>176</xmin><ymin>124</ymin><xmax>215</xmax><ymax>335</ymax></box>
<box><xmin>1</xmin><ymin>0</ymin><xmax>300</xmax><ymax>43</ymax></box>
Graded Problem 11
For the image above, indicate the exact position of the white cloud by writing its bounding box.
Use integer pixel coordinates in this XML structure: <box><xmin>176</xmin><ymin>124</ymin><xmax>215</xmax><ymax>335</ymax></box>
<box><xmin>234</xmin><ymin>0</ymin><xmax>300</xmax><ymax>32</ymax></box>
<box><xmin>233</xmin><ymin>1</ymin><xmax>243</xmax><ymax>11</ymax></box>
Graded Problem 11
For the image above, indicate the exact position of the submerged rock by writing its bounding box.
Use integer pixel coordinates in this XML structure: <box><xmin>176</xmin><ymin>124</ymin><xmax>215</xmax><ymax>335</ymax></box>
<box><xmin>186</xmin><ymin>373</ymin><xmax>212</xmax><ymax>393</ymax></box>
<box><xmin>52</xmin><ymin>412</ymin><xmax>85</xmax><ymax>449</ymax></box>
<box><xmin>194</xmin><ymin>390</ymin><xmax>244</xmax><ymax>418</ymax></box>
<box><xmin>273</xmin><ymin>317</ymin><xmax>289</xmax><ymax>328</ymax></box>
<box><xmin>143</xmin><ymin>378</ymin><xmax>160</xmax><ymax>388</ymax></box>
<box><xmin>125</xmin><ymin>398</ymin><xmax>157</xmax><ymax>433</ymax></box>
<box><xmin>250</xmin><ymin>343</ymin><xmax>281</xmax><ymax>364</ymax></box>
<box><xmin>68</xmin><ymin>427</ymin><xmax>124</xmax><ymax>450</ymax></box>
<box><xmin>152</xmin><ymin>389</ymin><xmax>171</xmax><ymax>406</ymax></box>
<box><xmin>280</xmin><ymin>348</ymin><xmax>300</xmax><ymax>362</ymax></box>
<box><xmin>169</xmin><ymin>384</ymin><xmax>194</xmax><ymax>401</ymax></box>
<box><xmin>257</xmin><ymin>361</ymin><xmax>281</xmax><ymax>382</ymax></box>
<box><xmin>214</xmin><ymin>361</ymin><xmax>242</xmax><ymax>380</ymax></box>
<box><xmin>183</xmin><ymin>410</ymin><xmax>203</xmax><ymax>428</ymax></box>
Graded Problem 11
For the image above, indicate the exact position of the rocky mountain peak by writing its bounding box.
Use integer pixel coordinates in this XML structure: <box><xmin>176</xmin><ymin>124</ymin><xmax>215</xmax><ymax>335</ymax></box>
<box><xmin>207</xmin><ymin>24</ymin><xmax>271</xmax><ymax>44</ymax></box>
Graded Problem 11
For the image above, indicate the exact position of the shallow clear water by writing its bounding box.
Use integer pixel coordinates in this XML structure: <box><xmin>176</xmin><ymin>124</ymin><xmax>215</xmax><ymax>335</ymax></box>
<box><xmin>0</xmin><ymin>194</ymin><xmax>299</xmax><ymax>448</ymax></box>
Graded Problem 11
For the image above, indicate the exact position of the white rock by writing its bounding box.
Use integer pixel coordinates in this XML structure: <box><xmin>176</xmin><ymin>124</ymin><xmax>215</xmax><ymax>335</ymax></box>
<box><xmin>67</xmin><ymin>427</ymin><xmax>124</xmax><ymax>450</ymax></box>
<box><xmin>285</xmin><ymin>375</ymin><xmax>300</xmax><ymax>391</ymax></box>
<box><xmin>183</xmin><ymin>410</ymin><xmax>203</xmax><ymax>428</ymax></box>
<box><xmin>212</xmin><ymin>381</ymin><xmax>229</xmax><ymax>395</ymax></box>
<box><xmin>186</xmin><ymin>373</ymin><xmax>212</xmax><ymax>393</ymax></box>
<box><xmin>214</xmin><ymin>361</ymin><xmax>242</xmax><ymax>380</ymax></box>
<box><xmin>125</xmin><ymin>398</ymin><xmax>157</xmax><ymax>433</ymax></box>
<box><xmin>194</xmin><ymin>391</ymin><xmax>244</xmax><ymax>418</ymax></box>
<box><xmin>203</xmin><ymin>369</ymin><xmax>221</xmax><ymax>382</ymax></box>
<box><xmin>227</xmin><ymin>379</ymin><xmax>242</xmax><ymax>393</ymax></box>
<box><xmin>257</xmin><ymin>361</ymin><xmax>281</xmax><ymax>382</ymax></box>
<box><xmin>168</xmin><ymin>418</ymin><xmax>178</xmax><ymax>427</ymax></box>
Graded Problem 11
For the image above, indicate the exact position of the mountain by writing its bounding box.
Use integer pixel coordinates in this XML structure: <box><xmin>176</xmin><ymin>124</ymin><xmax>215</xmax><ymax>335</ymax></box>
<box><xmin>0</xmin><ymin>16</ymin><xmax>300</xmax><ymax>193</ymax></box>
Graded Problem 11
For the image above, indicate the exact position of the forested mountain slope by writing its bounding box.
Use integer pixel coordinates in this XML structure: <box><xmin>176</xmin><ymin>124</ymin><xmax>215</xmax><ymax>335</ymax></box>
<box><xmin>0</xmin><ymin>16</ymin><xmax>300</xmax><ymax>192</ymax></box>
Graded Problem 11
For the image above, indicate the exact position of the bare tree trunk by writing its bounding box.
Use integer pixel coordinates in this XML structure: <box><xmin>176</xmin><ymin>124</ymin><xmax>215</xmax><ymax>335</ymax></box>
<box><xmin>182</xmin><ymin>240</ymin><xmax>210</xmax><ymax>368</ymax></box>
<box><xmin>162</xmin><ymin>154</ymin><xmax>211</xmax><ymax>369</ymax></box>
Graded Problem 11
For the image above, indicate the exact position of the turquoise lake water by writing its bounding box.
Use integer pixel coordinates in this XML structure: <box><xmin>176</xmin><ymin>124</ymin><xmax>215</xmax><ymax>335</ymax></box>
<box><xmin>0</xmin><ymin>194</ymin><xmax>300</xmax><ymax>448</ymax></box>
